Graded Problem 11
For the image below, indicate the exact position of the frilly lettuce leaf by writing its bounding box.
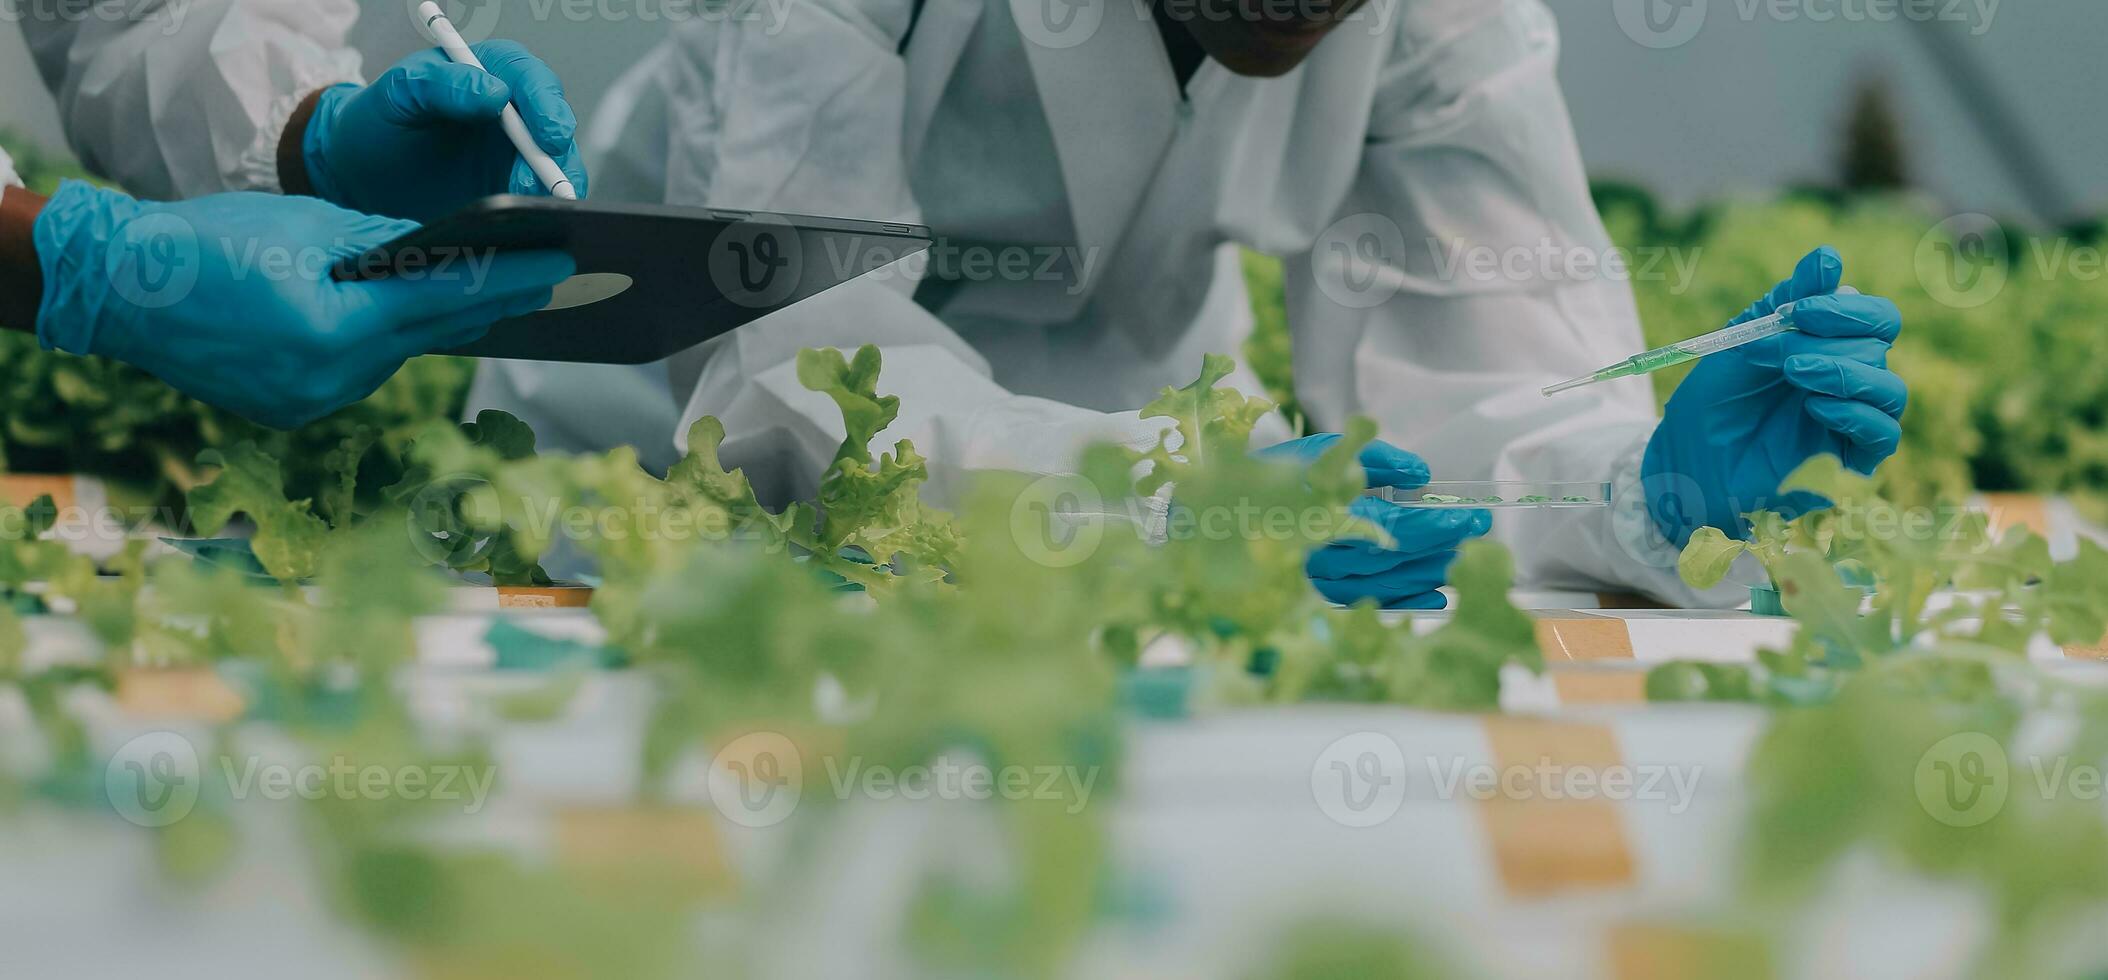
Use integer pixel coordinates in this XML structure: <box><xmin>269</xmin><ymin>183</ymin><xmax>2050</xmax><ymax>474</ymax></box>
<box><xmin>1678</xmin><ymin>526</ymin><xmax>1749</xmax><ymax>590</ymax></box>
<box><xmin>187</xmin><ymin>443</ymin><xmax>330</xmax><ymax>582</ymax></box>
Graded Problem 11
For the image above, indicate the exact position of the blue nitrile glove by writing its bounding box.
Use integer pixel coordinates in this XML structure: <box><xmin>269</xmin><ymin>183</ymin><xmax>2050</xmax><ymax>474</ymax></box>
<box><xmin>1641</xmin><ymin>246</ymin><xmax>1906</xmax><ymax>545</ymax></box>
<box><xmin>303</xmin><ymin>41</ymin><xmax>588</xmax><ymax>222</ymax></box>
<box><xmin>33</xmin><ymin>181</ymin><xmax>574</xmax><ymax>428</ymax></box>
<box><xmin>1257</xmin><ymin>434</ymin><xmax>1493</xmax><ymax>610</ymax></box>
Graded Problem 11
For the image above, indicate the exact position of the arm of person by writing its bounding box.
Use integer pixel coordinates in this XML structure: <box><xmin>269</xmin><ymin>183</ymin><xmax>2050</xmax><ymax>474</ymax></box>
<box><xmin>1283</xmin><ymin>0</ymin><xmax>1754</xmax><ymax>606</ymax></box>
<box><xmin>0</xmin><ymin>150</ymin><xmax>46</xmax><ymax>334</ymax></box>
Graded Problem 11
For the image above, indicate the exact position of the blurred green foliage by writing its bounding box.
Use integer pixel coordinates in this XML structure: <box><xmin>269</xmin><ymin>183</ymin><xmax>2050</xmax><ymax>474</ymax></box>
<box><xmin>1239</xmin><ymin>249</ymin><xmax>1304</xmax><ymax>434</ymax></box>
<box><xmin>1</xmin><ymin>347</ymin><xmax>1549</xmax><ymax>978</ymax></box>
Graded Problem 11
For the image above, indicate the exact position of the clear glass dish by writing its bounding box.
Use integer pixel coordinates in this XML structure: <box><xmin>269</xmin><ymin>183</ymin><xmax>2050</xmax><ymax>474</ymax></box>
<box><xmin>1362</xmin><ymin>481</ymin><xmax>1612</xmax><ymax>509</ymax></box>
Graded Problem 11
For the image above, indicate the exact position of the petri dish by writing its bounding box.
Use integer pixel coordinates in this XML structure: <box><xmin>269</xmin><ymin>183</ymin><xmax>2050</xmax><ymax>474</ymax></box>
<box><xmin>1363</xmin><ymin>481</ymin><xmax>1612</xmax><ymax>509</ymax></box>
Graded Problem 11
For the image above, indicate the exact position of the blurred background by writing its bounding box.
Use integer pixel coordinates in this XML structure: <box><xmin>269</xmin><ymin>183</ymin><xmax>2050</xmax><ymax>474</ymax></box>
<box><xmin>6</xmin><ymin>1</ymin><xmax>2103</xmax><ymax>221</ymax></box>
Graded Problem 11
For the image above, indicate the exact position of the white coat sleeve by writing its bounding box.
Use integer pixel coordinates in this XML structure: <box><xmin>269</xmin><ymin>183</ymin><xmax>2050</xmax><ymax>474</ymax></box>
<box><xmin>1283</xmin><ymin>0</ymin><xmax>1753</xmax><ymax>607</ymax></box>
<box><xmin>651</xmin><ymin>0</ymin><xmax>1171</xmax><ymax>511</ymax></box>
<box><xmin>17</xmin><ymin>0</ymin><xmax>363</xmax><ymax>199</ymax></box>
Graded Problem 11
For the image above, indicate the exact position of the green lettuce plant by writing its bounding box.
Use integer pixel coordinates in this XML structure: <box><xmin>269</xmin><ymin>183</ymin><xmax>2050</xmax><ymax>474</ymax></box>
<box><xmin>1657</xmin><ymin>455</ymin><xmax>2108</xmax><ymax>705</ymax></box>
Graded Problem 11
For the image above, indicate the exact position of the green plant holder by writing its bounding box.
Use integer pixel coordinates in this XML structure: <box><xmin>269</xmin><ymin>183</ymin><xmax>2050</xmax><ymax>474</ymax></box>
<box><xmin>1119</xmin><ymin>666</ymin><xmax>1196</xmax><ymax>720</ymax></box>
<box><xmin>1750</xmin><ymin>584</ymin><xmax>1787</xmax><ymax>617</ymax></box>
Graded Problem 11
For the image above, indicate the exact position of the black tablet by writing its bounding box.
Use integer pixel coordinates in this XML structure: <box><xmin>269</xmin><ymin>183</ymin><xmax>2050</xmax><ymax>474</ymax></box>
<box><xmin>332</xmin><ymin>196</ymin><xmax>933</xmax><ymax>364</ymax></box>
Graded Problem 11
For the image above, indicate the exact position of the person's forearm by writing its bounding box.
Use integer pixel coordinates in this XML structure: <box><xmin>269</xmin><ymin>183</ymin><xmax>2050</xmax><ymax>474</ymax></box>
<box><xmin>0</xmin><ymin>187</ymin><xmax>49</xmax><ymax>335</ymax></box>
<box><xmin>276</xmin><ymin>89</ymin><xmax>327</xmax><ymax>198</ymax></box>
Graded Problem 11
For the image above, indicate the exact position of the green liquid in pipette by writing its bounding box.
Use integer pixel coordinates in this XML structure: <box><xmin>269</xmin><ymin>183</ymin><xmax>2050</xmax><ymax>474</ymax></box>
<box><xmin>1598</xmin><ymin>345</ymin><xmax>1701</xmax><ymax>382</ymax></box>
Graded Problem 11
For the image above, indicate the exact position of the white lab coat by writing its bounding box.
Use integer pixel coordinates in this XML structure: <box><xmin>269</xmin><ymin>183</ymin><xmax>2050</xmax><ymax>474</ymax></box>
<box><xmin>18</xmin><ymin>0</ymin><xmax>362</xmax><ymax>200</ymax></box>
<box><xmin>13</xmin><ymin>0</ymin><xmax>1746</xmax><ymax>604</ymax></box>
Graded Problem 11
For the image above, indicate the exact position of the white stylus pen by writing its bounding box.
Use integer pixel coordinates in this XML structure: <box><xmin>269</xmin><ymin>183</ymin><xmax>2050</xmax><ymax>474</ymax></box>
<box><xmin>415</xmin><ymin>1</ymin><xmax>578</xmax><ymax>200</ymax></box>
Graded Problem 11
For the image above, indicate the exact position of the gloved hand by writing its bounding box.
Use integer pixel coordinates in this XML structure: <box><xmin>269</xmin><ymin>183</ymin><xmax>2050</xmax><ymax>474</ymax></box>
<box><xmin>302</xmin><ymin>41</ymin><xmax>587</xmax><ymax>222</ymax></box>
<box><xmin>1642</xmin><ymin>246</ymin><xmax>1906</xmax><ymax>545</ymax></box>
<box><xmin>33</xmin><ymin>181</ymin><xmax>574</xmax><ymax>428</ymax></box>
<box><xmin>1258</xmin><ymin>434</ymin><xmax>1493</xmax><ymax>610</ymax></box>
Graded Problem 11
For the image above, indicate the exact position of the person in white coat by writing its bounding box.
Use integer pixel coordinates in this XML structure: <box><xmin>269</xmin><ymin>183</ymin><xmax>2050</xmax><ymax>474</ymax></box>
<box><xmin>29</xmin><ymin>0</ymin><xmax>1905</xmax><ymax>607</ymax></box>
<box><xmin>474</xmin><ymin>0</ymin><xmax>1907</xmax><ymax>606</ymax></box>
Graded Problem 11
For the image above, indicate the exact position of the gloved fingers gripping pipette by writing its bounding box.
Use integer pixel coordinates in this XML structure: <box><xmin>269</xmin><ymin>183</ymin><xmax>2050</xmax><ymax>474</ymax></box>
<box><xmin>1635</xmin><ymin>246</ymin><xmax>1908</xmax><ymax>545</ymax></box>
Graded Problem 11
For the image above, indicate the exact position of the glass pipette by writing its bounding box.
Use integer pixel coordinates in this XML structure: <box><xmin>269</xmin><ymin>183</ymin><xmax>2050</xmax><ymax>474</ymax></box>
<box><xmin>1542</xmin><ymin>304</ymin><xmax>1798</xmax><ymax>396</ymax></box>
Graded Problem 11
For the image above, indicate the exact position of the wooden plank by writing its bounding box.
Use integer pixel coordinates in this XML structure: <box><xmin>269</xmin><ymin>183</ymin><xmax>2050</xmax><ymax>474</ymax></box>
<box><xmin>0</xmin><ymin>474</ymin><xmax>78</xmax><ymax>510</ymax></box>
<box><xmin>1593</xmin><ymin>592</ymin><xmax>1665</xmax><ymax>610</ymax></box>
<box><xmin>554</xmin><ymin>806</ymin><xmax>734</xmax><ymax>891</ymax></box>
<box><xmin>1533</xmin><ymin>614</ymin><xmax>1636</xmax><ymax>662</ymax></box>
<box><xmin>115</xmin><ymin>668</ymin><xmax>246</xmax><ymax>722</ymax></box>
<box><xmin>496</xmin><ymin>586</ymin><xmax>595</xmax><ymax>609</ymax></box>
<box><xmin>1551</xmin><ymin>669</ymin><xmax>1649</xmax><ymax>705</ymax></box>
<box><xmin>1607</xmin><ymin>923</ymin><xmax>1774</xmax><ymax>980</ymax></box>
<box><xmin>1980</xmin><ymin>493</ymin><xmax>2050</xmax><ymax>539</ymax></box>
<box><xmin>1476</xmin><ymin>717</ymin><xmax>1636</xmax><ymax>896</ymax></box>
<box><xmin>2064</xmin><ymin>632</ymin><xmax>2108</xmax><ymax>660</ymax></box>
